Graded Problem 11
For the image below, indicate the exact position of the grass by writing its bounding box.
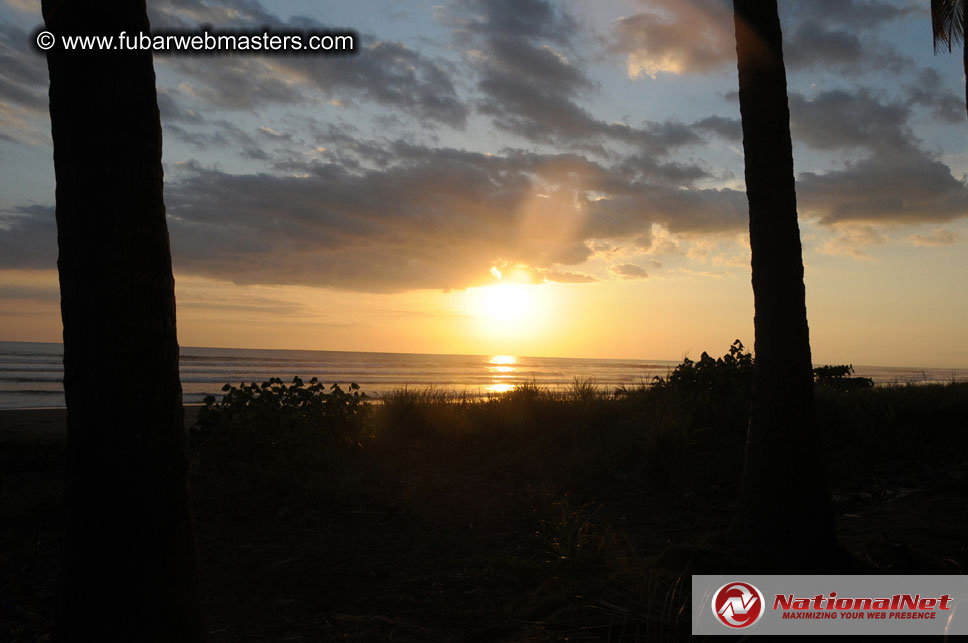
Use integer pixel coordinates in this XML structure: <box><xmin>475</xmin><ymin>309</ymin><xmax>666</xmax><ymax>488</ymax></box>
<box><xmin>3</xmin><ymin>353</ymin><xmax>967</xmax><ymax>640</ymax></box>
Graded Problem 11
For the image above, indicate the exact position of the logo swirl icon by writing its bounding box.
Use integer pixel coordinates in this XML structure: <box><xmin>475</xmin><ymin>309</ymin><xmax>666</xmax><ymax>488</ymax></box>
<box><xmin>712</xmin><ymin>581</ymin><xmax>765</xmax><ymax>629</ymax></box>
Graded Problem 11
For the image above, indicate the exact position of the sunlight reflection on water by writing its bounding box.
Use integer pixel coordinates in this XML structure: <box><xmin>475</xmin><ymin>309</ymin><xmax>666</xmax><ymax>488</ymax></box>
<box><xmin>486</xmin><ymin>383</ymin><xmax>515</xmax><ymax>393</ymax></box>
<box><xmin>488</xmin><ymin>355</ymin><xmax>518</xmax><ymax>393</ymax></box>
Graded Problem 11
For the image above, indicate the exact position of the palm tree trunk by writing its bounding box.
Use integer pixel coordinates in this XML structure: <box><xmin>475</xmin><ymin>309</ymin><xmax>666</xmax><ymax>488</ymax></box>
<box><xmin>43</xmin><ymin>1</ymin><xmax>205</xmax><ymax>639</ymax></box>
<box><xmin>731</xmin><ymin>0</ymin><xmax>836</xmax><ymax>567</ymax></box>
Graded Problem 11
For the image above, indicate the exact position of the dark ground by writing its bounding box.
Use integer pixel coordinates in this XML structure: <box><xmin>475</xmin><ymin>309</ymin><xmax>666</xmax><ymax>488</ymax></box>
<box><xmin>2</xmin><ymin>384</ymin><xmax>967</xmax><ymax>641</ymax></box>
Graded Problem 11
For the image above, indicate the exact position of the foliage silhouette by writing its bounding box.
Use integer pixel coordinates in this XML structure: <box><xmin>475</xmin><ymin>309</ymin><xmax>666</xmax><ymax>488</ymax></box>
<box><xmin>192</xmin><ymin>378</ymin><xmax>369</xmax><ymax>510</ymax></box>
<box><xmin>814</xmin><ymin>364</ymin><xmax>874</xmax><ymax>390</ymax></box>
<box><xmin>932</xmin><ymin>0</ymin><xmax>968</xmax><ymax>117</ymax></box>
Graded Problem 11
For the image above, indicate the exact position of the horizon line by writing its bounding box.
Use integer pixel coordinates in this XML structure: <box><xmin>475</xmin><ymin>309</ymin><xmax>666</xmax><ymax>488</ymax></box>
<box><xmin>2</xmin><ymin>339</ymin><xmax>967</xmax><ymax>372</ymax></box>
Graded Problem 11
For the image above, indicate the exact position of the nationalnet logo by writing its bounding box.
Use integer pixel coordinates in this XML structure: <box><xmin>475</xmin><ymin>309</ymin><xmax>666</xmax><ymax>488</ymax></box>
<box><xmin>712</xmin><ymin>581</ymin><xmax>765</xmax><ymax>628</ymax></box>
<box><xmin>773</xmin><ymin>591</ymin><xmax>952</xmax><ymax>621</ymax></box>
<box><xmin>710</xmin><ymin>580</ymin><xmax>953</xmax><ymax>630</ymax></box>
<box><xmin>695</xmin><ymin>575</ymin><xmax>965</xmax><ymax>635</ymax></box>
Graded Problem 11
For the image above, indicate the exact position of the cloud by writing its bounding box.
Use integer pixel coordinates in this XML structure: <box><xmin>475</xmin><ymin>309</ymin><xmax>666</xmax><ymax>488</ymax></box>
<box><xmin>160</xmin><ymin>151</ymin><xmax>576</xmax><ymax>291</ymax></box>
<box><xmin>799</xmin><ymin>153</ymin><xmax>968</xmax><ymax>225</ymax></box>
<box><xmin>784</xmin><ymin>0</ymin><xmax>913</xmax><ymax>30</ymax></box>
<box><xmin>535</xmin><ymin>269</ymin><xmax>597</xmax><ymax>284</ymax></box>
<box><xmin>0</xmin><ymin>283</ymin><xmax>59</xmax><ymax>302</ymax></box>
<box><xmin>612</xmin><ymin>0</ymin><xmax>734</xmax><ymax>78</ymax></box>
<box><xmin>0</xmin><ymin>134</ymin><xmax>756</xmax><ymax>292</ymax></box>
<box><xmin>905</xmin><ymin>67</ymin><xmax>965</xmax><ymax>124</ymax></box>
<box><xmin>451</xmin><ymin>0</ymin><xmax>577</xmax><ymax>44</ymax></box>
<box><xmin>815</xmin><ymin>224</ymin><xmax>886</xmax><ymax>260</ymax></box>
<box><xmin>0</xmin><ymin>24</ymin><xmax>48</xmax><ymax>113</ymax></box>
<box><xmin>449</xmin><ymin>0</ymin><xmax>727</xmax><ymax>153</ymax></box>
<box><xmin>783</xmin><ymin>21</ymin><xmax>911</xmax><ymax>75</ymax></box>
<box><xmin>147</xmin><ymin>0</ymin><xmax>469</xmax><ymax>128</ymax></box>
<box><xmin>610</xmin><ymin>0</ymin><xmax>912</xmax><ymax>80</ymax></box>
<box><xmin>7</xmin><ymin>0</ymin><xmax>956</xmax><ymax>297</ymax></box>
<box><xmin>910</xmin><ymin>228</ymin><xmax>957</xmax><ymax>246</ymax></box>
<box><xmin>0</xmin><ymin>205</ymin><xmax>57</xmax><ymax>269</ymax></box>
<box><xmin>156</xmin><ymin>88</ymin><xmax>205</xmax><ymax>124</ymax></box>
<box><xmin>3</xmin><ymin>0</ymin><xmax>40</xmax><ymax>17</ymax></box>
<box><xmin>453</xmin><ymin>0</ymin><xmax>599</xmax><ymax>145</ymax></box>
<box><xmin>789</xmin><ymin>89</ymin><xmax>911</xmax><ymax>151</ymax></box>
<box><xmin>0</xmin><ymin>24</ymin><xmax>53</xmax><ymax>145</ymax></box>
<box><xmin>609</xmin><ymin>263</ymin><xmax>649</xmax><ymax>279</ymax></box>
<box><xmin>147</xmin><ymin>0</ymin><xmax>277</xmax><ymax>28</ymax></box>
<box><xmin>788</xmin><ymin>88</ymin><xmax>968</xmax><ymax>225</ymax></box>
<box><xmin>693</xmin><ymin>116</ymin><xmax>742</xmax><ymax>142</ymax></box>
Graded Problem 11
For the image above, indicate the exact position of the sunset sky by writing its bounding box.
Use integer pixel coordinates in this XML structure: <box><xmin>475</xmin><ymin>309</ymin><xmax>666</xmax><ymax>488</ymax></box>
<box><xmin>1</xmin><ymin>0</ymin><xmax>967</xmax><ymax>367</ymax></box>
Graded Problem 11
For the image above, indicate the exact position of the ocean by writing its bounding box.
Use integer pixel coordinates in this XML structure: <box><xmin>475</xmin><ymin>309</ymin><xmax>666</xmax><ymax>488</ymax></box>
<box><xmin>1</xmin><ymin>341</ymin><xmax>966</xmax><ymax>410</ymax></box>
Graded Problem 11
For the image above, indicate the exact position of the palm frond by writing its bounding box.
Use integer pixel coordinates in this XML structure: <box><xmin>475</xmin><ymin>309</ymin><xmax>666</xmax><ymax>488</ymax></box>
<box><xmin>933</xmin><ymin>0</ymin><xmax>965</xmax><ymax>53</ymax></box>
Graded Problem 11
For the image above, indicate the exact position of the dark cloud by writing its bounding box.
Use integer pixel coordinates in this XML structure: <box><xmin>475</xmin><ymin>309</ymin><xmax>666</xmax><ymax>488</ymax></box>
<box><xmin>0</xmin><ymin>205</ymin><xmax>57</xmax><ymax>269</ymax></box>
<box><xmin>0</xmin><ymin>24</ymin><xmax>48</xmax><ymax>113</ymax></box>
<box><xmin>789</xmin><ymin>89</ymin><xmax>911</xmax><ymax>151</ymax></box>
<box><xmin>784</xmin><ymin>0</ymin><xmax>913</xmax><ymax>29</ymax></box>
<box><xmin>453</xmin><ymin>0</ymin><xmax>732</xmax><ymax>154</ymax></box>
<box><xmin>798</xmin><ymin>153</ymin><xmax>968</xmax><ymax>225</ymax></box>
<box><xmin>6</xmin><ymin>0</ymin><xmax>962</xmax><ymax>298</ymax></box>
<box><xmin>905</xmin><ymin>67</ymin><xmax>965</xmax><ymax>124</ymax></box>
<box><xmin>581</xmin><ymin>188</ymin><xmax>747</xmax><ymax>238</ymax></box>
<box><xmin>156</xmin><ymin>88</ymin><xmax>204</xmax><ymax>124</ymax></box>
<box><xmin>618</xmin><ymin>155</ymin><xmax>713</xmax><ymax>186</ymax></box>
<box><xmin>147</xmin><ymin>0</ymin><xmax>468</xmax><ymax>128</ymax></box>
<box><xmin>785</xmin><ymin>22</ymin><xmax>864</xmax><ymax>69</ymax></box>
<box><xmin>783</xmin><ymin>21</ymin><xmax>911</xmax><ymax>74</ymax></box>
<box><xmin>451</xmin><ymin>0</ymin><xmax>576</xmax><ymax>44</ymax></box>
<box><xmin>693</xmin><ymin>116</ymin><xmax>742</xmax><ymax>142</ymax></box>
<box><xmin>780</xmin><ymin>0</ymin><xmax>913</xmax><ymax>74</ymax></box>
<box><xmin>790</xmin><ymin>86</ymin><xmax>968</xmax><ymax>225</ymax></box>
<box><xmin>162</xmin><ymin>118</ymin><xmax>270</xmax><ymax>159</ymax></box>
<box><xmin>455</xmin><ymin>0</ymin><xmax>605</xmax><ymax>146</ymax></box>
<box><xmin>161</xmin><ymin>58</ymin><xmax>303</xmax><ymax>111</ymax></box>
<box><xmin>0</xmin><ymin>23</ymin><xmax>52</xmax><ymax>144</ymax></box>
<box><xmin>0</xmin><ymin>141</ymin><xmax>753</xmax><ymax>291</ymax></box>
<box><xmin>0</xmin><ymin>31</ymin><xmax>46</xmax><ymax>110</ymax></box>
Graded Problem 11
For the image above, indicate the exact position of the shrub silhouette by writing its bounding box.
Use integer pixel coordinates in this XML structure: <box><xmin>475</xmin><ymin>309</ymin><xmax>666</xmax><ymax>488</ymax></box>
<box><xmin>813</xmin><ymin>364</ymin><xmax>874</xmax><ymax>390</ymax></box>
<box><xmin>191</xmin><ymin>377</ymin><xmax>369</xmax><ymax>510</ymax></box>
<box><xmin>652</xmin><ymin>339</ymin><xmax>753</xmax><ymax>396</ymax></box>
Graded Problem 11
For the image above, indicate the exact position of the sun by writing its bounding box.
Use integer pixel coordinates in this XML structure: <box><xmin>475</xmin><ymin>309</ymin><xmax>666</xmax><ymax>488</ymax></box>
<box><xmin>479</xmin><ymin>283</ymin><xmax>532</xmax><ymax>324</ymax></box>
<box><xmin>460</xmin><ymin>275</ymin><xmax>555</xmax><ymax>347</ymax></box>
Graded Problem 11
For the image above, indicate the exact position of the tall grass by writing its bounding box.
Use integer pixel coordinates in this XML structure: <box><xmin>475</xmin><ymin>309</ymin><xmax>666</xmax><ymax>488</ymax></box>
<box><xmin>186</xmin><ymin>342</ymin><xmax>968</xmax><ymax>518</ymax></box>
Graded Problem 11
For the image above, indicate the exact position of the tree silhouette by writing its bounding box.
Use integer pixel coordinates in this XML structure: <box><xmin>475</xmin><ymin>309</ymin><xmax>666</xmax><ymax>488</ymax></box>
<box><xmin>42</xmin><ymin>0</ymin><xmax>205</xmax><ymax>639</ymax></box>
<box><xmin>730</xmin><ymin>0</ymin><xmax>836</xmax><ymax>567</ymax></box>
<box><xmin>932</xmin><ymin>0</ymin><xmax>968</xmax><ymax>117</ymax></box>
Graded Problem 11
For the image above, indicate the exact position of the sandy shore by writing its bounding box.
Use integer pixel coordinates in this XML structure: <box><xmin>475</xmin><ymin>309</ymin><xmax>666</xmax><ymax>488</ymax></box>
<box><xmin>0</xmin><ymin>406</ymin><xmax>203</xmax><ymax>438</ymax></box>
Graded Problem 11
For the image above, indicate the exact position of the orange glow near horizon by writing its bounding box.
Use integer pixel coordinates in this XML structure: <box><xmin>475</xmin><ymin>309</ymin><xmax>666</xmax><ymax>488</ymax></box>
<box><xmin>4</xmin><ymin>264</ymin><xmax>968</xmax><ymax>369</ymax></box>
